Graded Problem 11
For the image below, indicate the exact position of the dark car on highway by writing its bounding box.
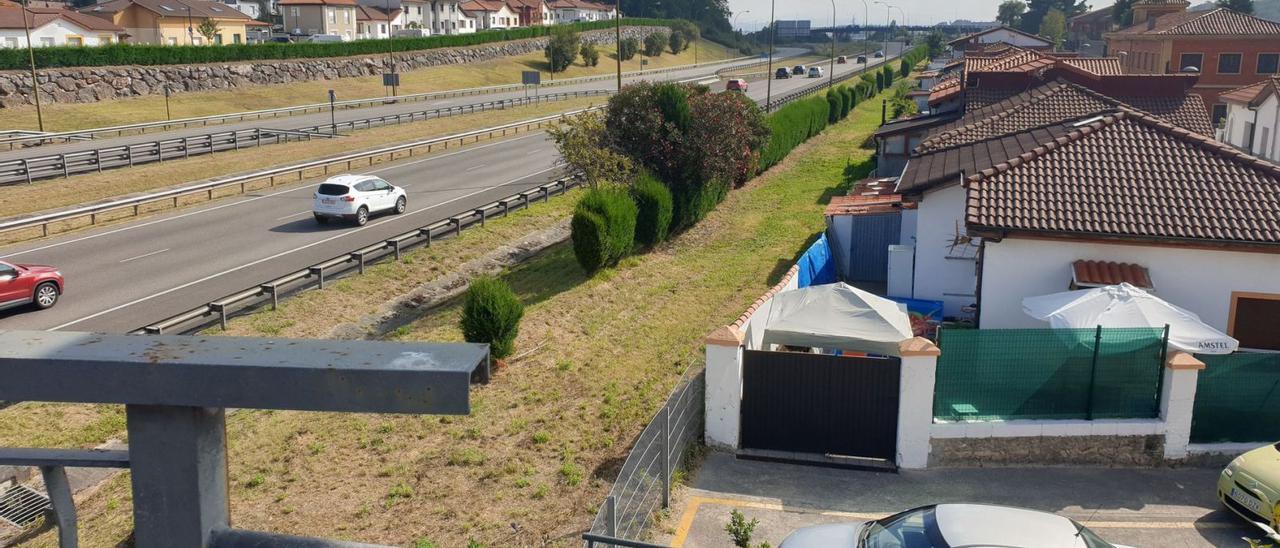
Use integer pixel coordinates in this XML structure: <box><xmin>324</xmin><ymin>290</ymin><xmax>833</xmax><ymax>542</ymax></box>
<box><xmin>874</xmin><ymin>50</ymin><xmax>885</xmax><ymax>58</ymax></box>
<box><xmin>0</xmin><ymin>260</ymin><xmax>63</xmax><ymax>312</ymax></box>
<box><xmin>856</xmin><ymin>55</ymin><xmax>867</xmax><ymax>63</ymax></box>
<box><xmin>775</xmin><ymin>67</ymin><xmax>791</xmax><ymax>79</ymax></box>
<box><xmin>792</xmin><ymin>65</ymin><xmax>806</xmax><ymax>75</ymax></box>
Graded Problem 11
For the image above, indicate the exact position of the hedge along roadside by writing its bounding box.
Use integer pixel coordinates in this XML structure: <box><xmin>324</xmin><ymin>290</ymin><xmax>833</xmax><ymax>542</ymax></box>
<box><xmin>571</xmin><ymin>187</ymin><xmax>638</xmax><ymax>273</ymax></box>
<box><xmin>0</xmin><ymin>18</ymin><xmax>673</xmax><ymax>70</ymax></box>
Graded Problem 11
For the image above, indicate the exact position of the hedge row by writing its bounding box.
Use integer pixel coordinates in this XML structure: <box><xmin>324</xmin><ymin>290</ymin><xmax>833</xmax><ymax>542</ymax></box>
<box><xmin>631</xmin><ymin>173</ymin><xmax>673</xmax><ymax>248</ymax></box>
<box><xmin>0</xmin><ymin>17</ymin><xmax>673</xmax><ymax>70</ymax></box>
<box><xmin>571</xmin><ymin>187</ymin><xmax>638</xmax><ymax>273</ymax></box>
<box><xmin>757</xmin><ymin>94</ymin><xmax>830</xmax><ymax>171</ymax></box>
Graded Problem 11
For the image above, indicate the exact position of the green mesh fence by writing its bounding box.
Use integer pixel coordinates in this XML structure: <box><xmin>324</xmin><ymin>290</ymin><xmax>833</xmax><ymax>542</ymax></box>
<box><xmin>934</xmin><ymin>328</ymin><xmax>1167</xmax><ymax>421</ymax></box>
<box><xmin>1190</xmin><ymin>353</ymin><xmax>1280</xmax><ymax>443</ymax></box>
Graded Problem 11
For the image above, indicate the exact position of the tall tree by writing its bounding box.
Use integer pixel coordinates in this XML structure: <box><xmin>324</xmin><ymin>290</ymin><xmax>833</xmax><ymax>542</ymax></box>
<box><xmin>1110</xmin><ymin>0</ymin><xmax>1135</xmax><ymax>26</ymax></box>
<box><xmin>1019</xmin><ymin>0</ymin><xmax>1088</xmax><ymax>34</ymax></box>
<box><xmin>1216</xmin><ymin>0</ymin><xmax>1253</xmax><ymax>13</ymax></box>
<box><xmin>544</xmin><ymin>28</ymin><xmax>580</xmax><ymax>73</ymax></box>
<box><xmin>925</xmin><ymin>31</ymin><xmax>945</xmax><ymax>58</ymax></box>
<box><xmin>997</xmin><ymin>0</ymin><xmax>1028</xmax><ymax>26</ymax></box>
<box><xmin>1039</xmin><ymin>8</ymin><xmax>1067</xmax><ymax>49</ymax></box>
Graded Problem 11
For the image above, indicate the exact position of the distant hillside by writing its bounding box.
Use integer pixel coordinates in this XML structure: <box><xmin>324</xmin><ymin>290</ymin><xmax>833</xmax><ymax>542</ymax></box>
<box><xmin>1190</xmin><ymin>0</ymin><xmax>1280</xmax><ymax>21</ymax></box>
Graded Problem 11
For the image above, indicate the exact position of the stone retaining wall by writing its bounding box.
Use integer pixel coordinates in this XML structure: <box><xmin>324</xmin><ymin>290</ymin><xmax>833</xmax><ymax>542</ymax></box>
<box><xmin>0</xmin><ymin>26</ymin><xmax>665</xmax><ymax>108</ymax></box>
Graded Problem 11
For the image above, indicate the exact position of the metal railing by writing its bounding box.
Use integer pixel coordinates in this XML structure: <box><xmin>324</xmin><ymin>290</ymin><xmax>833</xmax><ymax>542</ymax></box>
<box><xmin>132</xmin><ymin>173</ymin><xmax>582</xmax><ymax>335</ymax></box>
<box><xmin>0</xmin><ymin>90</ymin><xmax>610</xmax><ymax>186</ymax></box>
<box><xmin>584</xmin><ymin>365</ymin><xmax>705</xmax><ymax>547</ymax></box>
<box><xmin>0</xmin><ymin>55</ymin><xmax>759</xmax><ymax>149</ymax></box>
<box><xmin>0</xmin><ymin>107</ymin><xmax>602</xmax><ymax>243</ymax></box>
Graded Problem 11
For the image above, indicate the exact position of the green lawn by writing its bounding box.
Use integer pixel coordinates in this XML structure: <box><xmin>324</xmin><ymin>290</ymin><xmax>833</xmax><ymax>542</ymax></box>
<box><xmin>10</xmin><ymin>84</ymin><xmax>890</xmax><ymax>547</ymax></box>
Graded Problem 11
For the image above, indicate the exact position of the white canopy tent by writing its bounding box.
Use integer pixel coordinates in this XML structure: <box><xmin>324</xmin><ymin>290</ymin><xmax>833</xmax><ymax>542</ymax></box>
<box><xmin>760</xmin><ymin>283</ymin><xmax>914</xmax><ymax>357</ymax></box>
<box><xmin>1022</xmin><ymin>283</ymin><xmax>1239</xmax><ymax>355</ymax></box>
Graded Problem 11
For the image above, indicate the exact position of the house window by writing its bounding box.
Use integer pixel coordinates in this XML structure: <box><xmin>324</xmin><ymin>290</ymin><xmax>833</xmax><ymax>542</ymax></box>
<box><xmin>1218</xmin><ymin>53</ymin><xmax>1242</xmax><ymax>74</ymax></box>
<box><xmin>1259</xmin><ymin>53</ymin><xmax>1280</xmax><ymax>74</ymax></box>
<box><xmin>290</xmin><ymin>6</ymin><xmax>299</xmax><ymax>17</ymax></box>
<box><xmin>1262</xmin><ymin>127</ymin><xmax>1272</xmax><ymax>158</ymax></box>
<box><xmin>345</xmin><ymin>9</ymin><xmax>351</xmax><ymax>22</ymax></box>
<box><xmin>1229</xmin><ymin>292</ymin><xmax>1280</xmax><ymax>351</ymax></box>
<box><xmin>1178</xmin><ymin>53</ymin><xmax>1203</xmax><ymax>72</ymax></box>
<box><xmin>3</xmin><ymin>37</ymin><xmax>17</xmax><ymax>48</ymax></box>
<box><xmin>1244</xmin><ymin>121</ymin><xmax>1255</xmax><ymax>150</ymax></box>
<box><xmin>329</xmin><ymin>7</ymin><xmax>335</xmax><ymax>22</ymax></box>
<box><xmin>39</xmin><ymin>37</ymin><xmax>54</xmax><ymax>47</ymax></box>
<box><xmin>883</xmin><ymin>135</ymin><xmax>906</xmax><ymax>154</ymax></box>
<box><xmin>67</xmin><ymin>36</ymin><xmax>83</xmax><ymax>46</ymax></box>
<box><xmin>168</xmin><ymin>36</ymin><xmax>177</xmax><ymax>45</ymax></box>
<box><xmin>233</xmin><ymin>33</ymin><xmax>241</xmax><ymax>43</ymax></box>
<box><xmin>214</xmin><ymin>33</ymin><xmax>223</xmax><ymax>45</ymax></box>
<box><xmin>99</xmin><ymin>34</ymin><xmax>113</xmax><ymax>43</ymax></box>
<box><xmin>1212</xmin><ymin>104</ymin><xmax>1228</xmax><ymax>127</ymax></box>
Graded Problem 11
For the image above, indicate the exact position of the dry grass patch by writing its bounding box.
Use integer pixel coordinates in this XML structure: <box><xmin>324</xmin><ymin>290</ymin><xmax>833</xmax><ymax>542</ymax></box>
<box><xmin>0</xmin><ymin>96</ymin><xmax>600</xmax><ymax>227</ymax></box>
<box><xmin>3</xmin><ymin>39</ymin><xmax>737</xmax><ymax>133</ymax></box>
<box><xmin>0</xmin><ymin>403</ymin><xmax>124</xmax><ymax>449</ymax></box>
<box><xmin>13</xmin><ymin>86</ymin><xmax>888</xmax><ymax>547</ymax></box>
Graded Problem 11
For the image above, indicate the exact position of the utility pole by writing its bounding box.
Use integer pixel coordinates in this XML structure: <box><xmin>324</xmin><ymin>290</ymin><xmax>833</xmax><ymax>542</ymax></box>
<box><xmin>764</xmin><ymin>0</ymin><xmax>775</xmax><ymax>111</ymax></box>
<box><xmin>187</xmin><ymin>6</ymin><xmax>194</xmax><ymax>45</ymax></box>
<box><xmin>614</xmin><ymin>0</ymin><xmax>621</xmax><ymax>91</ymax></box>
<box><xmin>386</xmin><ymin>0</ymin><xmax>398</xmax><ymax>96</ymax></box>
<box><xmin>20</xmin><ymin>0</ymin><xmax>42</xmax><ymax>131</ymax></box>
<box><xmin>828</xmin><ymin>0</ymin><xmax>836</xmax><ymax>90</ymax></box>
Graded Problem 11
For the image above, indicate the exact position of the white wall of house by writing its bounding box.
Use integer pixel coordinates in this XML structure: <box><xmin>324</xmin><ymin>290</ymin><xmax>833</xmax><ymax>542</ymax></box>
<box><xmin>950</xmin><ymin>29</ymin><xmax>1049</xmax><ymax>57</ymax></box>
<box><xmin>401</xmin><ymin>0</ymin><xmax>427</xmax><ymax>27</ymax></box>
<box><xmin>0</xmin><ymin>20</ymin><xmax>120</xmax><ymax>47</ymax></box>
<box><xmin>1222</xmin><ymin>94</ymin><xmax>1279</xmax><ymax>164</ymax></box>
<box><xmin>909</xmin><ymin>184</ymin><xmax>979</xmax><ymax>320</ymax></box>
<box><xmin>477</xmin><ymin>4</ymin><xmax>517</xmax><ymax>29</ymax></box>
<box><xmin>427</xmin><ymin>0</ymin><xmax>463</xmax><ymax>34</ymax></box>
<box><xmin>978</xmin><ymin>237</ymin><xmax>1280</xmax><ymax>331</ymax></box>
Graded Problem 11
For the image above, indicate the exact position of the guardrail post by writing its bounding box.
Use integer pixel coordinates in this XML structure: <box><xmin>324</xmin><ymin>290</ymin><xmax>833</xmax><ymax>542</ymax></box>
<box><xmin>254</xmin><ymin>128</ymin><xmax>261</xmax><ymax>148</ymax></box>
<box><xmin>260</xmin><ymin>284</ymin><xmax>278</xmax><ymax>311</ymax></box>
<box><xmin>501</xmin><ymin>199</ymin><xmax>510</xmax><ymax>217</ymax></box>
<box><xmin>182</xmin><ymin>137</ymin><xmax>190</xmax><ymax>159</ymax></box>
<box><xmin>351</xmin><ymin>252</ymin><xmax>365</xmax><ymax>275</ymax></box>
<box><xmin>449</xmin><ymin>218</ymin><xmax>461</xmax><ymax>237</ymax></box>
<box><xmin>662</xmin><ymin>405</ymin><xmax>671</xmax><ymax>509</ymax></box>
<box><xmin>210</xmin><ymin>302</ymin><xmax>227</xmax><ymax>331</ymax></box>
<box><xmin>387</xmin><ymin>239</ymin><xmax>401</xmax><ymax>261</ymax></box>
<box><xmin>475</xmin><ymin>208</ymin><xmax>486</xmax><ymax>228</ymax></box>
<box><xmin>60</xmin><ymin>154</ymin><xmax>68</xmax><ymax>178</ymax></box>
<box><xmin>39</xmin><ymin>465</ymin><xmax>76</xmax><ymax>548</ymax></box>
<box><xmin>541</xmin><ymin>187</ymin><xmax>549</xmax><ymax>203</ymax></box>
<box><xmin>606</xmin><ymin>495</ymin><xmax>617</xmax><ymax>538</ymax></box>
<box><xmin>310</xmin><ymin>266</ymin><xmax>325</xmax><ymax>289</ymax></box>
<box><xmin>95</xmin><ymin>149</ymin><xmax>103</xmax><ymax>172</ymax></box>
<box><xmin>22</xmin><ymin>158</ymin><xmax>31</xmax><ymax>184</ymax></box>
<box><xmin>127</xmin><ymin>145</ymin><xmax>134</xmax><ymax>167</ymax></box>
<box><xmin>420</xmin><ymin>227</ymin><xmax>432</xmax><ymax>247</ymax></box>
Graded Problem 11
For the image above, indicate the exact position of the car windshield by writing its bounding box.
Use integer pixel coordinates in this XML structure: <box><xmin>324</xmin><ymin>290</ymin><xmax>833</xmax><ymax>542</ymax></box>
<box><xmin>317</xmin><ymin>184</ymin><xmax>350</xmax><ymax>196</ymax></box>
<box><xmin>1071</xmin><ymin>520</ymin><xmax>1115</xmax><ymax>548</ymax></box>
<box><xmin>859</xmin><ymin>508</ymin><xmax>948</xmax><ymax>548</ymax></box>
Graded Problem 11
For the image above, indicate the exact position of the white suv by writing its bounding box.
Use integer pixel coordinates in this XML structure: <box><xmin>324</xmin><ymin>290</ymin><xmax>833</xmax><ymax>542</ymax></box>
<box><xmin>312</xmin><ymin>175</ymin><xmax>407</xmax><ymax>226</ymax></box>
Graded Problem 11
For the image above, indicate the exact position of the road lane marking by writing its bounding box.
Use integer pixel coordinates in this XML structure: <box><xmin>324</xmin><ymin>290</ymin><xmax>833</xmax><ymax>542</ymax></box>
<box><xmin>465</xmin><ymin>165</ymin><xmax>483</xmax><ymax>172</ymax></box>
<box><xmin>669</xmin><ymin>495</ymin><xmax>1239</xmax><ymax>547</ymax></box>
<box><xmin>275</xmin><ymin>211</ymin><xmax>311</xmax><ymax>221</ymax></box>
<box><xmin>1</xmin><ymin>133</ymin><xmax>546</xmax><ymax>260</ymax></box>
<box><xmin>49</xmin><ymin>165</ymin><xmax>561</xmax><ymax>331</ymax></box>
<box><xmin>118</xmin><ymin>248</ymin><xmax>169</xmax><ymax>263</ymax></box>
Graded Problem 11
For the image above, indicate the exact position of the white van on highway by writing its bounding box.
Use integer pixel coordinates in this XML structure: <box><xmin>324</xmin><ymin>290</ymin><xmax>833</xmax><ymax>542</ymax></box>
<box><xmin>312</xmin><ymin>175</ymin><xmax>407</xmax><ymax>226</ymax></box>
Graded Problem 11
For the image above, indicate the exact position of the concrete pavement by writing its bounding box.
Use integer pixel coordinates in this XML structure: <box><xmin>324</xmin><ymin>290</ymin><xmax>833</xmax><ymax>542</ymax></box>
<box><xmin>661</xmin><ymin>452</ymin><xmax>1259</xmax><ymax>548</ymax></box>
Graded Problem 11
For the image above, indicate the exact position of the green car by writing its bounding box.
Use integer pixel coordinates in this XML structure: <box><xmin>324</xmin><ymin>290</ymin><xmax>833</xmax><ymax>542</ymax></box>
<box><xmin>1219</xmin><ymin>442</ymin><xmax>1280</xmax><ymax>532</ymax></box>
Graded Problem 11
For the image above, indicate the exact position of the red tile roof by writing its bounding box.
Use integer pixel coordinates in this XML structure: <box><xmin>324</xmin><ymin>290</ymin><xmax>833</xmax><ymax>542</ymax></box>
<box><xmin>928</xmin><ymin>76</ymin><xmax>961</xmax><ymax>105</ymax></box>
<box><xmin>1220</xmin><ymin>76</ymin><xmax>1280</xmax><ymax>107</ymax></box>
<box><xmin>963</xmin><ymin>46</ymin><xmax>1124</xmax><ymax>77</ymax></box>
<box><xmin>278</xmin><ymin>0</ymin><xmax>355</xmax><ymax>5</ymax></box>
<box><xmin>355</xmin><ymin>4</ymin><xmax>399</xmax><ymax>20</ymax></box>
<box><xmin>964</xmin><ymin>110</ymin><xmax>1280</xmax><ymax>247</ymax></box>
<box><xmin>1060</xmin><ymin>57</ymin><xmax>1124</xmax><ymax>75</ymax></box>
<box><xmin>1109</xmin><ymin>7</ymin><xmax>1280</xmax><ymax>35</ymax></box>
<box><xmin>825</xmin><ymin>194</ymin><xmax>907</xmax><ymax>216</ymax></box>
<box><xmin>88</xmin><ymin>0</ymin><xmax>257</xmax><ymax>20</ymax></box>
<box><xmin>1072</xmin><ymin>260</ymin><xmax>1154</xmax><ymax>289</ymax></box>
<box><xmin>0</xmin><ymin>5</ymin><xmax>123</xmax><ymax>31</ymax></box>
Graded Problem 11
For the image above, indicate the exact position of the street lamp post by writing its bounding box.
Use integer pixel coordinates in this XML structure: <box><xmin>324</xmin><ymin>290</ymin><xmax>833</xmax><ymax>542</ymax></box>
<box><xmin>764</xmin><ymin>0</ymin><xmax>775</xmax><ymax>111</ymax></box>
<box><xmin>614</xmin><ymin>0</ymin><xmax>621</xmax><ymax>91</ymax></box>
<box><xmin>386</xmin><ymin>0</ymin><xmax>398</xmax><ymax>96</ymax></box>
<box><xmin>827</xmin><ymin>0</ymin><xmax>836</xmax><ymax>90</ymax></box>
<box><xmin>732</xmin><ymin>10</ymin><xmax>749</xmax><ymax>32</ymax></box>
<box><xmin>19</xmin><ymin>0</ymin><xmax>42</xmax><ymax>132</ymax></box>
<box><xmin>328</xmin><ymin>89</ymin><xmax>337</xmax><ymax>135</ymax></box>
<box><xmin>858</xmin><ymin>0</ymin><xmax>869</xmax><ymax>65</ymax></box>
<box><xmin>874</xmin><ymin>1</ymin><xmax>891</xmax><ymax>57</ymax></box>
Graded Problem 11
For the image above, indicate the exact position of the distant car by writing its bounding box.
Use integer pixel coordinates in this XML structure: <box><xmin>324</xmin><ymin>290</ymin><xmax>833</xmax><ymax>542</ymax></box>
<box><xmin>779</xmin><ymin>504</ymin><xmax>1128</xmax><ymax>548</ymax></box>
<box><xmin>808</xmin><ymin>66</ymin><xmax>823</xmax><ymax>78</ymax></box>
<box><xmin>312</xmin><ymin>175</ymin><xmax>407</xmax><ymax>226</ymax></box>
<box><xmin>1219</xmin><ymin>442</ymin><xmax>1280</xmax><ymax>533</ymax></box>
<box><xmin>0</xmin><ymin>260</ymin><xmax>63</xmax><ymax>312</ymax></box>
<box><xmin>725</xmin><ymin>78</ymin><xmax>749</xmax><ymax>91</ymax></box>
<box><xmin>874</xmin><ymin>50</ymin><xmax>885</xmax><ymax>58</ymax></box>
<box><xmin>837</xmin><ymin>55</ymin><xmax>848</xmax><ymax>64</ymax></box>
<box><xmin>306</xmin><ymin>34</ymin><xmax>343</xmax><ymax>43</ymax></box>
<box><xmin>791</xmin><ymin>64</ymin><xmax>806</xmax><ymax>75</ymax></box>
<box><xmin>775</xmin><ymin>67</ymin><xmax>791</xmax><ymax>79</ymax></box>
<box><xmin>856</xmin><ymin>55</ymin><xmax>867</xmax><ymax>63</ymax></box>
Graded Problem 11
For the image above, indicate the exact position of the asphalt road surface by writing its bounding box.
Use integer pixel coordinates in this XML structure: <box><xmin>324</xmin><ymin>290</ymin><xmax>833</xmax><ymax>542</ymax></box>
<box><xmin>0</xmin><ymin>47</ymin><xmax>901</xmax><ymax>333</ymax></box>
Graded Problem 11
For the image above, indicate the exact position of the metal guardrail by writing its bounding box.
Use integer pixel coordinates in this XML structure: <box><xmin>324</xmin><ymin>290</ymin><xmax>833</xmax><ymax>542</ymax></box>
<box><xmin>0</xmin><ymin>90</ymin><xmax>610</xmax><ymax>186</ymax></box>
<box><xmin>132</xmin><ymin>173</ymin><xmax>582</xmax><ymax>335</ymax></box>
<box><xmin>583</xmin><ymin>365</ymin><xmax>705</xmax><ymax>548</ymax></box>
<box><xmin>765</xmin><ymin>57</ymin><xmax>896</xmax><ymax>111</ymax></box>
<box><xmin>0</xmin><ymin>55</ymin><xmax>758</xmax><ymax>150</ymax></box>
<box><xmin>0</xmin><ymin>107</ymin><xmax>602</xmax><ymax>242</ymax></box>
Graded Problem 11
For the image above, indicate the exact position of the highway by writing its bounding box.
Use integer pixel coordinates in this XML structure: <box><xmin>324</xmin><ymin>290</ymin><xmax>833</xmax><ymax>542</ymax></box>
<box><xmin>0</xmin><ymin>47</ymin><xmax>901</xmax><ymax>333</ymax></box>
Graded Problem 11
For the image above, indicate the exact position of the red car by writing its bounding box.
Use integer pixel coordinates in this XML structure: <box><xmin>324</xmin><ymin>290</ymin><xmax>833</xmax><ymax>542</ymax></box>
<box><xmin>0</xmin><ymin>260</ymin><xmax>63</xmax><ymax>312</ymax></box>
<box><xmin>725</xmin><ymin>78</ymin><xmax>749</xmax><ymax>92</ymax></box>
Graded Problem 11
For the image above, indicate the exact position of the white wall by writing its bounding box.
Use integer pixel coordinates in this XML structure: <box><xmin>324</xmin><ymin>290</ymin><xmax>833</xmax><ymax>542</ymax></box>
<box><xmin>1223</xmin><ymin>94</ymin><xmax>1279</xmax><ymax>163</ymax></box>
<box><xmin>0</xmin><ymin>19</ymin><xmax>119</xmax><ymax>47</ymax></box>
<box><xmin>979</xmin><ymin>237</ymin><xmax>1280</xmax><ymax>330</ymax></box>
<box><xmin>910</xmin><ymin>184</ymin><xmax>979</xmax><ymax>320</ymax></box>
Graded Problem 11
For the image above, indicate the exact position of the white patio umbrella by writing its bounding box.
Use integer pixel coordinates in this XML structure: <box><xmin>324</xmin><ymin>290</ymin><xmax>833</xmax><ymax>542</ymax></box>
<box><xmin>1022</xmin><ymin>283</ymin><xmax>1238</xmax><ymax>355</ymax></box>
<box><xmin>761</xmin><ymin>283</ymin><xmax>914</xmax><ymax>356</ymax></box>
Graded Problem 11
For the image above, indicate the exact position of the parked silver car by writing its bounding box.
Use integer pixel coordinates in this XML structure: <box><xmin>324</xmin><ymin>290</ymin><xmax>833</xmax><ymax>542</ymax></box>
<box><xmin>779</xmin><ymin>504</ymin><xmax>1126</xmax><ymax>548</ymax></box>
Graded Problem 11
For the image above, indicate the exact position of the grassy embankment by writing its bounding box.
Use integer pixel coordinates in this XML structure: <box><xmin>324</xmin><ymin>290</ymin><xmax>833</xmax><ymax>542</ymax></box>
<box><xmin>3</xmin><ymin>39</ymin><xmax>737</xmax><ymax>132</ymax></box>
<box><xmin>7</xmin><ymin>81</ymin><xmax>893</xmax><ymax>547</ymax></box>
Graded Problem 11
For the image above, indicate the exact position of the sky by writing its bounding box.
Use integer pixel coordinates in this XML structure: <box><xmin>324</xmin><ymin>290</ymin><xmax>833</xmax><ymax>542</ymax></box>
<box><xmin>725</xmin><ymin>0</ymin><xmax>1117</xmax><ymax>29</ymax></box>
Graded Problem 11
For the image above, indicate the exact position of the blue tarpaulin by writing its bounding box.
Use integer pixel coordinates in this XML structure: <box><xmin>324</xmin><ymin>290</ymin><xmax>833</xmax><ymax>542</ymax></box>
<box><xmin>796</xmin><ymin>234</ymin><xmax>837</xmax><ymax>288</ymax></box>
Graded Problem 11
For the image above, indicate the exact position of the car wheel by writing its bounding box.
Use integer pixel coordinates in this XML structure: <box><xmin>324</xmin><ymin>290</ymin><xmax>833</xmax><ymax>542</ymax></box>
<box><xmin>394</xmin><ymin>196</ymin><xmax>407</xmax><ymax>214</ymax></box>
<box><xmin>355</xmin><ymin>206</ymin><xmax>369</xmax><ymax>226</ymax></box>
<box><xmin>33</xmin><ymin>282</ymin><xmax>59</xmax><ymax>309</ymax></box>
<box><xmin>314</xmin><ymin>214</ymin><xmax>329</xmax><ymax>224</ymax></box>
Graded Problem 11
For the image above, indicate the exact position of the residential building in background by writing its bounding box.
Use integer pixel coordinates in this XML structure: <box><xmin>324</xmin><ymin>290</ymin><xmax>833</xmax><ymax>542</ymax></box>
<box><xmin>354</xmin><ymin>3</ymin><xmax>398</xmax><ymax>38</ymax></box>
<box><xmin>83</xmin><ymin>0</ymin><xmax>266</xmax><ymax>44</ymax></box>
<box><xmin>506</xmin><ymin>0</ymin><xmax>548</xmax><ymax>26</ymax></box>
<box><xmin>1220</xmin><ymin>75</ymin><xmax>1280</xmax><ymax>162</ymax></box>
<box><xmin>400</xmin><ymin>0</ymin><xmax>426</xmax><ymax>29</ymax></box>
<box><xmin>1104</xmin><ymin>0</ymin><xmax>1280</xmax><ymax>125</ymax></box>
<box><xmin>0</xmin><ymin>4</ymin><xmax>126</xmax><ymax>46</ymax></box>
<box><xmin>547</xmin><ymin>0</ymin><xmax>610</xmax><ymax>23</ymax></box>
<box><xmin>1067</xmin><ymin>5</ymin><xmax>1113</xmax><ymax>54</ymax></box>
<box><xmin>946</xmin><ymin>25</ymin><xmax>1052</xmax><ymax>57</ymax></box>
<box><xmin>427</xmin><ymin>0</ymin><xmax>465</xmax><ymax>34</ymax></box>
<box><xmin>458</xmin><ymin>0</ymin><xmax>514</xmax><ymax>29</ymax></box>
<box><xmin>279</xmin><ymin>0</ymin><xmax>356</xmax><ymax>39</ymax></box>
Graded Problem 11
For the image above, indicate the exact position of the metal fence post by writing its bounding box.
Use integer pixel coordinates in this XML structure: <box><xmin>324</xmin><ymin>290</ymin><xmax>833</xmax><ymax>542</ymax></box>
<box><xmin>1086</xmin><ymin>325</ymin><xmax>1102</xmax><ymax>420</ymax></box>
<box><xmin>310</xmin><ymin>266</ymin><xmax>325</xmax><ymax>289</ymax></box>
<box><xmin>662</xmin><ymin>405</ymin><xmax>671</xmax><ymax>509</ymax></box>
<box><xmin>352</xmin><ymin>252</ymin><xmax>365</xmax><ymax>275</ymax></box>
<box><xmin>606</xmin><ymin>495</ymin><xmax>617</xmax><ymax>538</ymax></box>
<box><xmin>39</xmin><ymin>465</ymin><xmax>76</xmax><ymax>548</ymax></box>
<box><xmin>388</xmin><ymin>239</ymin><xmax>401</xmax><ymax>261</ymax></box>
<box><xmin>261</xmin><ymin>284</ymin><xmax>278</xmax><ymax>311</ymax></box>
<box><xmin>22</xmin><ymin>158</ymin><xmax>31</xmax><ymax>184</ymax></box>
<box><xmin>211</xmin><ymin>303</ymin><xmax>227</xmax><ymax>331</ymax></box>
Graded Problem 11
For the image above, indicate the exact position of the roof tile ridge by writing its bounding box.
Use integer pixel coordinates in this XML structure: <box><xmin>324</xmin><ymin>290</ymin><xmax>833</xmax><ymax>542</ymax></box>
<box><xmin>965</xmin><ymin>112</ymin><xmax>1119</xmax><ymax>184</ymax></box>
<box><xmin>1117</xmin><ymin>107</ymin><xmax>1280</xmax><ymax>178</ymax></box>
<box><xmin>919</xmin><ymin>81</ymin><xmax>1067</xmax><ymax>149</ymax></box>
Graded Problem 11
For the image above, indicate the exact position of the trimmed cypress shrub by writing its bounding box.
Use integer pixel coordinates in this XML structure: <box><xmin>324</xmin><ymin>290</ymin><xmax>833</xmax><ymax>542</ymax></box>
<box><xmin>883</xmin><ymin>65</ymin><xmax>895</xmax><ymax>87</ymax></box>
<box><xmin>571</xmin><ymin>188</ymin><xmax>637</xmax><ymax>272</ymax></box>
<box><xmin>826</xmin><ymin>90</ymin><xmax>842</xmax><ymax>124</ymax></box>
<box><xmin>631</xmin><ymin>174</ymin><xmax>674</xmax><ymax>247</ymax></box>
<box><xmin>840</xmin><ymin>86</ymin><xmax>853</xmax><ymax>119</ymax></box>
<box><xmin>758</xmin><ymin>95</ymin><xmax>831</xmax><ymax>171</ymax></box>
<box><xmin>875</xmin><ymin>71</ymin><xmax>884</xmax><ymax>92</ymax></box>
<box><xmin>669</xmin><ymin>178</ymin><xmax>730</xmax><ymax>233</ymax></box>
<box><xmin>460</xmin><ymin>276</ymin><xmax>524</xmax><ymax>360</ymax></box>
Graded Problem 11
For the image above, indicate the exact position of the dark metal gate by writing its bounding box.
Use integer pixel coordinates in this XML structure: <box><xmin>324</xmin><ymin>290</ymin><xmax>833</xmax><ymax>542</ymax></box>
<box><xmin>740</xmin><ymin>350</ymin><xmax>900</xmax><ymax>464</ymax></box>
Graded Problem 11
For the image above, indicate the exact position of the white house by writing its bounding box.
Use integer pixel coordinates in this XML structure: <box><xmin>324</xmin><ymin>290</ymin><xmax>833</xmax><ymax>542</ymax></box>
<box><xmin>0</xmin><ymin>5</ymin><xmax>126</xmax><ymax>47</ymax></box>
<box><xmin>548</xmin><ymin>0</ymin><xmax>611</xmax><ymax>23</ymax></box>
<box><xmin>1219</xmin><ymin>76</ymin><xmax>1280</xmax><ymax>164</ymax></box>
<box><xmin>354</xmin><ymin>3</ymin><xmax>399</xmax><ymax>38</ymax></box>
<box><xmin>399</xmin><ymin>0</ymin><xmax>426</xmax><ymax>28</ymax></box>
<box><xmin>966</xmin><ymin>109</ymin><xmax>1280</xmax><ymax>351</ymax></box>
<box><xmin>946</xmin><ymin>25</ymin><xmax>1052</xmax><ymax>57</ymax></box>
<box><xmin>457</xmin><ymin>0</ymin><xmax>515</xmax><ymax>29</ymax></box>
